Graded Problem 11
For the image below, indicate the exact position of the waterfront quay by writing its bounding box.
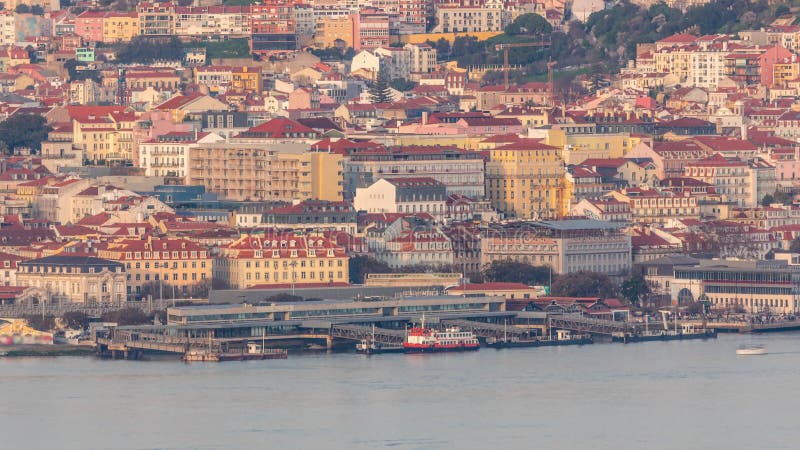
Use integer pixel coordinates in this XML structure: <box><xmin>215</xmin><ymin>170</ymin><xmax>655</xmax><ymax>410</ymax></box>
<box><xmin>94</xmin><ymin>294</ymin><xmax>653</xmax><ymax>359</ymax></box>
<box><xmin>92</xmin><ymin>294</ymin><xmax>800</xmax><ymax>360</ymax></box>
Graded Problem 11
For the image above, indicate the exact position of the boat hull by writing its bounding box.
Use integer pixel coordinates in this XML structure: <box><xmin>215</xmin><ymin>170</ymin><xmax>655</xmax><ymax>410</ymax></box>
<box><xmin>184</xmin><ymin>350</ymin><xmax>288</xmax><ymax>362</ymax></box>
<box><xmin>487</xmin><ymin>337</ymin><xmax>594</xmax><ymax>349</ymax></box>
<box><xmin>612</xmin><ymin>330</ymin><xmax>717</xmax><ymax>343</ymax></box>
<box><xmin>404</xmin><ymin>344</ymin><xmax>480</xmax><ymax>353</ymax></box>
<box><xmin>357</xmin><ymin>345</ymin><xmax>405</xmax><ymax>355</ymax></box>
<box><xmin>736</xmin><ymin>348</ymin><xmax>766</xmax><ymax>356</ymax></box>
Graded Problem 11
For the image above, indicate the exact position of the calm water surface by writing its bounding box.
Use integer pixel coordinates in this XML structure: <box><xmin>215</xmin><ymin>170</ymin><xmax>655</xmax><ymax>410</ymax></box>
<box><xmin>1</xmin><ymin>333</ymin><xmax>798</xmax><ymax>450</ymax></box>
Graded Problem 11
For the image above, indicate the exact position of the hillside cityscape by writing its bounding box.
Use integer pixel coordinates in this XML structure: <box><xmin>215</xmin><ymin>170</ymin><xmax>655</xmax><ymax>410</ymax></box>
<box><xmin>0</xmin><ymin>0</ymin><xmax>798</xmax><ymax>356</ymax></box>
<box><xmin>4</xmin><ymin>0</ymin><xmax>800</xmax><ymax>448</ymax></box>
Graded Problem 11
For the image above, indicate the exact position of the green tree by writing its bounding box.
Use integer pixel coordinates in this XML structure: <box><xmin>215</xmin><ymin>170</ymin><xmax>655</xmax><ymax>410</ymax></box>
<box><xmin>620</xmin><ymin>274</ymin><xmax>650</xmax><ymax>307</ymax></box>
<box><xmin>761</xmin><ymin>193</ymin><xmax>775</xmax><ymax>206</ymax></box>
<box><xmin>14</xmin><ymin>3</ymin><xmax>29</xmax><ymax>13</ymax></box>
<box><xmin>790</xmin><ymin>236</ymin><xmax>800</xmax><ymax>253</ymax></box>
<box><xmin>116</xmin><ymin>36</ymin><xmax>183</xmax><ymax>64</ymax></box>
<box><xmin>62</xmin><ymin>311</ymin><xmax>90</xmax><ymax>330</ymax></box>
<box><xmin>427</xmin><ymin>38</ymin><xmax>450</xmax><ymax>59</ymax></box>
<box><xmin>64</xmin><ymin>59</ymin><xmax>102</xmax><ymax>83</ymax></box>
<box><xmin>22</xmin><ymin>314</ymin><xmax>56</xmax><ymax>331</ymax></box>
<box><xmin>390</xmin><ymin>78</ymin><xmax>416</xmax><ymax>92</ymax></box>
<box><xmin>348</xmin><ymin>255</ymin><xmax>392</xmax><ymax>284</ymax></box>
<box><xmin>369</xmin><ymin>65</ymin><xmax>393</xmax><ymax>104</ymax></box>
<box><xmin>263</xmin><ymin>293</ymin><xmax>304</xmax><ymax>303</ymax></box>
<box><xmin>30</xmin><ymin>4</ymin><xmax>44</xmax><ymax>14</ymax></box>
<box><xmin>0</xmin><ymin>114</ymin><xmax>52</xmax><ymax>153</ymax></box>
<box><xmin>773</xmin><ymin>190</ymin><xmax>794</xmax><ymax>205</ymax></box>
<box><xmin>550</xmin><ymin>271</ymin><xmax>616</xmax><ymax>298</ymax></box>
<box><xmin>101</xmin><ymin>308</ymin><xmax>150</xmax><ymax>326</ymax></box>
<box><xmin>482</xmin><ymin>260</ymin><xmax>551</xmax><ymax>285</ymax></box>
<box><xmin>504</xmin><ymin>13</ymin><xmax>553</xmax><ymax>35</ymax></box>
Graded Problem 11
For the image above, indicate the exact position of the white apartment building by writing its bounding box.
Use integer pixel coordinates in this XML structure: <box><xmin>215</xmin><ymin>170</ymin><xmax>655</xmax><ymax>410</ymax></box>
<box><xmin>138</xmin><ymin>132</ymin><xmax>223</xmax><ymax>182</ymax></box>
<box><xmin>405</xmin><ymin>42</ymin><xmax>437</xmax><ymax>73</ymax></box>
<box><xmin>432</xmin><ymin>0</ymin><xmax>504</xmax><ymax>33</ymax></box>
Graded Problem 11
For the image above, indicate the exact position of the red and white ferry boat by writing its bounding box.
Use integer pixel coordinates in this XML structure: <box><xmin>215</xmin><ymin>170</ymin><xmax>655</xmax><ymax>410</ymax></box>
<box><xmin>403</xmin><ymin>316</ymin><xmax>480</xmax><ymax>353</ymax></box>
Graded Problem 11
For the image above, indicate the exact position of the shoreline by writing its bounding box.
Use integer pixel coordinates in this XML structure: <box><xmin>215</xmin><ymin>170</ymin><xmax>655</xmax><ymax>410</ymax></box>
<box><xmin>2</xmin><ymin>331</ymin><xmax>788</xmax><ymax>360</ymax></box>
<box><xmin>0</xmin><ymin>344</ymin><xmax>97</xmax><ymax>358</ymax></box>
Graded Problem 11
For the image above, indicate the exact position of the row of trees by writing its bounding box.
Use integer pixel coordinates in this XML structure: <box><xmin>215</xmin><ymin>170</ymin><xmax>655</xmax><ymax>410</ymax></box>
<box><xmin>0</xmin><ymin>114</ymin><xmax>51</xmax><ymax>154</ymax></box>
<box><xmin>22</xmin><ymin>307</ymin><xmax>165</xmax><ymax>332</ymax></box>
<box><xmin>115</xmin><ymin>36</ymin><xmax>184</xmax><ymax>64</ymax></box>
<box><xmin>8</xmin><ymin>4</ymin><xmax>46</xmax><ymax>14</ymax></box>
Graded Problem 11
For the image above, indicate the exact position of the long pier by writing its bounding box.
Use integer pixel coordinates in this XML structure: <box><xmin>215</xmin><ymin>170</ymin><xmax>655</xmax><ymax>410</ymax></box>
<box><xmin>440</xmin><ymin>319</ymin><xmax>533</xmax><ymax>340</ymax></box>
<box><xmin>92</xmin><ymin>309</ymin><xmax>800</xmax><ymax>360</ymax></box>
<box><xmin>547</xmin><ymin>314</ymin><xmax>641</xmax><ymax>336</ymax></box>
<box><xmin>329</xmin><ymin>324</ymin><xmax>406</xmax><ymax>346</ymax></box>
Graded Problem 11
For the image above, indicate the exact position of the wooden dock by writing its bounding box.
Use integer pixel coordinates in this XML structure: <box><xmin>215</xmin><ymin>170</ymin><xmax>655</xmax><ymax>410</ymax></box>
<box><xmin>679</xmin><ymin>320</ymin><xmax>800</xmax><ymax>333</ymax></box>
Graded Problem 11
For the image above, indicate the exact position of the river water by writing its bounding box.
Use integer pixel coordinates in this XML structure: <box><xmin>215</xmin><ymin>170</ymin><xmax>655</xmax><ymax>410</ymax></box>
<box><xmin>1</xmin><ymin>332</ymin><xmax>798</xmax><ymax>450</ymax></box>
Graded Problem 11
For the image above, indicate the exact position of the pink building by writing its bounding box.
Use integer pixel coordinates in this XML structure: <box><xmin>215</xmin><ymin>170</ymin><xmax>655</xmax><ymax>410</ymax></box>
<box><xmin>132</xmin><ymin>110</ymin><xmax>191</xmax><ymax>167</ymax></box>
<box><xmin>288</xmin><ymin>87</ymin><xmax>320</xmax><ymax>110</ymax></box>
<box><xmin>758</xmin><ymin>45</ymin><xmax>793</xmax><ymax>87</ymax></box>
<box><xmin>355</xmin><ymin>9</ymin><xmax>390</xmax><ymax>51</ymax></box>
<box><xmin>455</xmin><ymin>117</ymin><xmax>522</xmax><ymax>136</ymax></box>
<box><xmin>74</xmin><ymin>11</ymin><xmax>106</xmax><ymax>44</ymax></box>
<box><xmin>769</xmin><ymin>147</ymin><xmax>800</xmax><ymax>187</ymax></box>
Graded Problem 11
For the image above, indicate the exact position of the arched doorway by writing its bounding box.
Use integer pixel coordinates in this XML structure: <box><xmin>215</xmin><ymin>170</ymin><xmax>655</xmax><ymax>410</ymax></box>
<box><xmin>677</xmin><ymin>288</ymin><xmax>694</xmax><ymax>305</ymax></box>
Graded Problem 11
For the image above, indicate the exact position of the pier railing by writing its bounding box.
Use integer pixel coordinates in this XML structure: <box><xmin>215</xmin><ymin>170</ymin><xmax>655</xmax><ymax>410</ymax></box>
<box><xmin>440</xmin><ymin>319</ymin><xmax>533</xmax><ymax>340</ymax></box>
<box><xmin>548</xmin><ymin>314</ymin><xmax>638</xmax><ymax>335</ymax></box>
<box><xmin>329</xmin><ymin>324</ymin><xmax>406</xmax><ymax>346</ymax></box>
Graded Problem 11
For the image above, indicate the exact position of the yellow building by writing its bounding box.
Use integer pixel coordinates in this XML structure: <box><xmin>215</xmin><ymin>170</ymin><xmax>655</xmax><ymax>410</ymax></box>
<box><xmin>773</xmin><ymin>60</ymin><xmax>800</xmax><ymax>87</ymax></box>
<box><xmin>445</xmin><ymin>282</ymin><xmax>543</xmax><ymax>300</ymax></box>
<box><xmin>547</xmin><ymin>128</ymin><xmax>642</xmax><ymax>165</ymax></box>
<box><xmin>0</xmin><ymin>317</ymin><xmax>54</xmax><ymax>344</ymax></box>
<box><xmin>103</xmin><ymin>12</ymin><xmax>139</xmax><ymax>43</ymax></box>
<box><xmin>15</xmin><ymin>177</ymin><xmax>50</xmax><ymax>207</ymax></box>
<box><xmin>494</xmin><ymin>106</ymin><xmax>550</xmax><ymax>130</ymax></box>
<box><xmin>213</xmin><ymin>233</ymin><xmax>349</xmax><ymax>290</ymax></box>
<box><xmin>485</xmin><ymin>139</ymin><xmax>566</xmax><ymax>220</ymax></box>
<box><xmin>231</xmin><ymin>66</ymin><xmax>262</xmax><ymax>93</ymax></box>
<box><xmin>386</xmin><ymin>134</ymin><xmax>485</xmax><ymax>151</ymax></box>
<box><xmin>69</xmin><ymin>106</ymin><xmax>137</xmax><ymax>163</ymax></box>
<box><xmin>314</xmin><ymin>15</ymin><xmax>354</xmax><ymax>49</ymax></box>
<box><xmin>98</xmin><ymin>237</ymin><xmax>212</xmax><ymax>299</ymax></box>
<box><xmin>189</xmin><ymin>143</ymin><xmax>343</xmax><ymax>202</ymax></box>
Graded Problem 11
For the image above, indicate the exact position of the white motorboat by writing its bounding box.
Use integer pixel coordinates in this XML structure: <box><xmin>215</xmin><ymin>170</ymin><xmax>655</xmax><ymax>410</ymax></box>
<box><xmin>736</xmin><ymin>346</ymin><xmax>766</xmax><ymax>356</ymax></box>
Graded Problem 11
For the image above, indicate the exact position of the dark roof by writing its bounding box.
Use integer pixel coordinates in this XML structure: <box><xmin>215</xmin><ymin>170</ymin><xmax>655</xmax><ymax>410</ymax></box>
<box><xmin>532</xmin><ymin>220</ymin><xmax>625</xmax><ymax>231</ymax></box>
<box><xmin>636</xmin><ymin>255</ymin><xmax>699</xmax><ymax>267</ymax></box>
<box><xmin>20</xmin><ymin>255</ymin><xmax>123</xmax><ymax>269</ymax></box>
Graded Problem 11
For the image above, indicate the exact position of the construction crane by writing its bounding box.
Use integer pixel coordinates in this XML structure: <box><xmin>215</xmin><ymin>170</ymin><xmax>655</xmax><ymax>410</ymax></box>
<box><xmin>494</xmin><ymin>38</ymin><xmax>551</xmax><ymax>90</ymax></box>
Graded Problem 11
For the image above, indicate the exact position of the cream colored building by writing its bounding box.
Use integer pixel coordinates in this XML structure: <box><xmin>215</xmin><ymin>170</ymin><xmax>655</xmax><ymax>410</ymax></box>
<box><xmin>16</xmin><ymin>255</ymin><xmax>126</xmax><ymax>304</ymax></box>
<box><xmin>432</xmin><ymin>0</ymin><xmax>504</xmax><ymax>33</ymax></box>
<box><xmin>405</xmin><ymin>42</ymin><xmax>437</xmax><ymax>73</ymax></box>
<box><xmin>314</xmin><ymin>15</ymin><xmax>354</xmax><ymax>48</ymax></box>
<box><xmin>188</xmin><ymin>143</ymin><xmax>344</xmax><ymax>202</ymax></box>
<box><xmin>213</xmin><ymin>233</ymin><xmax>349</xmax><ymax>289</ymax></box>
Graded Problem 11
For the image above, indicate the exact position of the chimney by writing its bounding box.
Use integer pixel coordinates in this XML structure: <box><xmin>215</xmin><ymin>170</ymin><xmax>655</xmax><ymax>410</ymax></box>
<box><xmin>421</xmin><ymin>111</ymin><xmax>428</xmax><ymax>125</ymax></box>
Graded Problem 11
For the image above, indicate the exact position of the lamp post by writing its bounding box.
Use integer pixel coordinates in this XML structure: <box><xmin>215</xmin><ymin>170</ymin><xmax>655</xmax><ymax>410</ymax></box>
<box><xmin>290</xmin><ymin>261</ymin><xmax>298</xmax><ymax>296</ymax></box>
